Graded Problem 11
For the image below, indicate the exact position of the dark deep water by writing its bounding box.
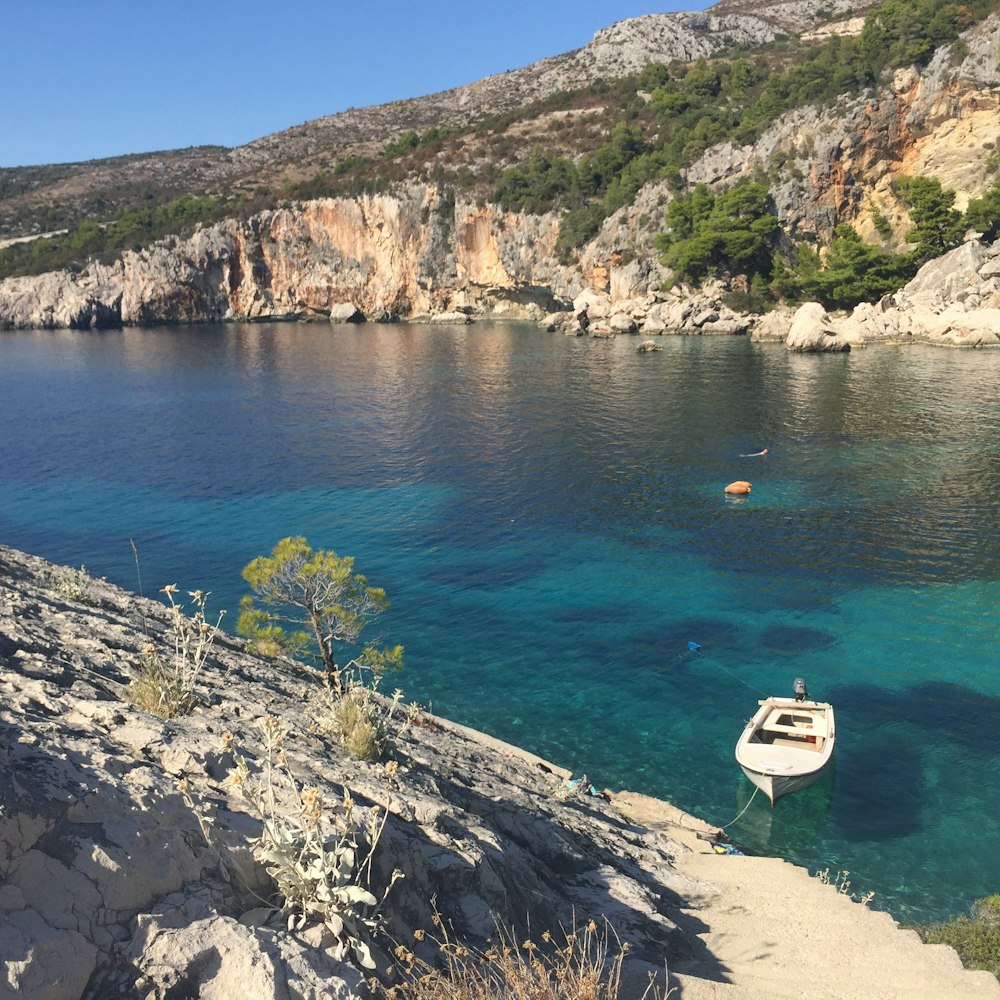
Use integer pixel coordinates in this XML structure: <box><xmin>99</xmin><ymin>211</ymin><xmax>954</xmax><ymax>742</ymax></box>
<box><xmin>3</xmin><ymin>320</ymin><xmax>1000</xmax><ymax>923</ymax></box>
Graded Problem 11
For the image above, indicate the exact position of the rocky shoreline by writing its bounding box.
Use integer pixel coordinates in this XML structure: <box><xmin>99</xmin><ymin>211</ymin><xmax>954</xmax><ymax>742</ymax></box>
<box><xmin>3</xmin><ymin>545</ymin><xmax>999</xmax><ymax>999</ymax></box>
<box><xmin>0</xmin><ymin>544</ymin><xmax>707</xmax><ymax>999</ymax></box>
<box><xmin>3</xmin><ymin>223</ymin><xmax>1000</xmax><ymax>354</ymax></box>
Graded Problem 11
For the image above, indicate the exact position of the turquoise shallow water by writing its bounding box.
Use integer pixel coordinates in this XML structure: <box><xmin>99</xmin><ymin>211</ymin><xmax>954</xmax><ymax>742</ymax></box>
<box><xmin>2</xmin><ymin>321</ymin><xmax>999</xmax><ymax>923</ymax></box>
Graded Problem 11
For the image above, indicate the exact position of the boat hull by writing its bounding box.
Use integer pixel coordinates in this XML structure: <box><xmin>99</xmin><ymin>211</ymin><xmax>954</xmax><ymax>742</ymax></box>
<box><xmin>738</xmin><ymin>763</ymin><xmax>826</xmax><ymax>805</ymax></box>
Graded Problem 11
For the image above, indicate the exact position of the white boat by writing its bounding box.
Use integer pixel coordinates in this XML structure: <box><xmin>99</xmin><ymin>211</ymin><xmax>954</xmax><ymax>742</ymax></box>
<box><xmin>735</xmin><ymin>693</ymin><xmax>835</xmax><ymax>806</ymax></box>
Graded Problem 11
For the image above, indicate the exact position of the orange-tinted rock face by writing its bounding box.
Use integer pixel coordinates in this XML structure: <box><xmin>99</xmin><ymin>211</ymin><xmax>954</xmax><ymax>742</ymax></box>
<box><xmin>107</xmin><ymin>190</ymin><xmax>563</xmax><ymax>324</ymax></box>
<box><xmin>5</xmin><ymin>17</ymin><xmax>1000</xmax><ymax>332</ymax></box>
<box><xmin>456</xmin><ymin>209</ymin><xmax>512</xmax><ymax>288</ymax></box>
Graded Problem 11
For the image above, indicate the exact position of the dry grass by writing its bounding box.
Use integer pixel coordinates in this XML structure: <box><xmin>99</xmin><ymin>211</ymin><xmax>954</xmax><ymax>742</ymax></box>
<box><xmin>309</xmin><ymin>669</ymin><xmax>409</xmax><ymax>763</ymax></box>
<box><xmin>47</xmin><ymin>563</ymin><xmax>94</xmax><ymax>602</ymax></box>
<box><xmin>128</xmin><ymin>585</ymin><xmax>224</xmax><ymax>718</ymax></box>
<box><xmin>376</xmin><ymin>916</ymin><xmax>669</xmax><ymax>1000</ymax></box>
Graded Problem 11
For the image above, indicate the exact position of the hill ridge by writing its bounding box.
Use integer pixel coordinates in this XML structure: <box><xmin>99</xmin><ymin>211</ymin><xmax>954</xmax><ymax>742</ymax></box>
<box><xmin>0</xmin><ymin>0</ymin><xmax>869</xmax><ymax>239</ymax></box>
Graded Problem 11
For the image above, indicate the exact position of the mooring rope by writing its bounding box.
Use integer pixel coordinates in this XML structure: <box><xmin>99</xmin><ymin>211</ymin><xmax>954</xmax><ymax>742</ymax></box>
<box><xmin>719</xmin><ymin>785</ymin><xmax>760</xmax><ymax>830</ymax></box>
<box><xmin>700</xmin><ymin>652</ymin><xmax>769</xmax><ymax>698</ymax></box>
<box><xmin>679</xmin><ymin>641</ymin><xmax>769</xmax><ymax>698</ymax></box>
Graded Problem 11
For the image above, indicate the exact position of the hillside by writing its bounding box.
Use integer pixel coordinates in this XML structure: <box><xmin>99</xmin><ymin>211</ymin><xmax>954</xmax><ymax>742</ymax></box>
<box><xmin>3</xmin><ymin>544</ymin><xmax>999</xmax><ymax>999</ymax></box>
<box><xmin>2</xmin><ymin>0</ymin><xmax>1000</xmax><ymax>348</ymax></box>
<box><xmin>0</xmin><ymin>0</ymin><xmax>866</xmax><ymax>242</ymax></box>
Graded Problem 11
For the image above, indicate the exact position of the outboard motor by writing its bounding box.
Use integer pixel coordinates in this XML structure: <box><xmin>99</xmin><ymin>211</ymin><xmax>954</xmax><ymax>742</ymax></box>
<box><xmin>793</xmin><ymin>677</ymin><xmax>809</xmax><ymax>702</ymax></box>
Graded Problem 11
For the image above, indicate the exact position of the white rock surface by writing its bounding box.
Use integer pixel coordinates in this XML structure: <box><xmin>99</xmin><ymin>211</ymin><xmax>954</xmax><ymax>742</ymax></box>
<box><xmin>784</xmin><ymin>302</ymin><xmax>851</xmax><ymax>351</ymax></box>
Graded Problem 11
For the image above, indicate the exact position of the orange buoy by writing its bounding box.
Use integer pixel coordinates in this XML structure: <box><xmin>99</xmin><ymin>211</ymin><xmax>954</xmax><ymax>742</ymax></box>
<box><xmin>725</xmin><ymin>480</ymin><xmax>752</xmax><ymax>495</ymax></box>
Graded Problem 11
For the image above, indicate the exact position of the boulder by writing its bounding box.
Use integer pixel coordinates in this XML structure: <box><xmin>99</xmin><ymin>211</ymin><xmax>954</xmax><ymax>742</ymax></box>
<box><xmin>328</xmin><ymin>302</ymin><xmax>365</xmax><ymax>323</ymax></box>
<box><xmin>610</xmin><ymin>259</ymin><xmax>651</xmax><ymax>302</ymax></box>
<box><xmin>897</xmin><ymin>242</ymin><xmax>988</xmax><ymax>310</ymax></box>
<box><xmin>126</xmin><ymin>906</ymin><xmax>363</xmax><ymax>1000</ymax></box>
<box><xmin>572</xmin><ymin>288</ymin><xmax>607</xmax><ymax>317</ymax></box>
<box><xmin>750</xmin><ymin>306</ymin><xmax>796</xmax><ymax>342</ymax></box>
<box><xmin>691</xmin><ymin>307</ymin><xmax>720</xmax><ymax>328</ymax></box>
<box><xmin>785</xmin><ymin>302</ymin><xmax>851</xmax><ymax>352</ymax></box>
<box><xmin>641</xmin><ymin>312</ymin><xmax>667</xmax><ymax>334</ymax></box>
<box><xmin>978</xmin><ymin>250</ymin><xmax>1000</xmax><ymax>280</ymax></box>
<box><xmin>698</xmin><ymin>309</ymin><xmax>749</xmax><ymax>335</ymax></box>
<box><xmin>920</xmin><ymin>306</ymin><xmax>1000</xmax><ymax>347</ymax></box>
<box><xmin>609</xmin><ymin>312</ymin><xmax>639</xmax><ymax>333</ymax></box>
<box><xmin>659</xmin><ymin>298</ymin><xmax>693</xmax><ymax>329</ymax></box>
<box><xmin>539</xmin><ymin>311</ymin><xmax>584</xmax><ymax>335</ymax></box>
<box><xmin>419</xmin><ymin>311</ymin><xmax>473</xmax><ymax>324</ymax></box>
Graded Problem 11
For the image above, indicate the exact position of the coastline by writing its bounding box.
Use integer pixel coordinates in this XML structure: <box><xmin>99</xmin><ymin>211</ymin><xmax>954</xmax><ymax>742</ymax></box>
<box><xmin>1</xmin><ymin>543</ymin><xmax>997</xmax><ymax>999</ymax></box>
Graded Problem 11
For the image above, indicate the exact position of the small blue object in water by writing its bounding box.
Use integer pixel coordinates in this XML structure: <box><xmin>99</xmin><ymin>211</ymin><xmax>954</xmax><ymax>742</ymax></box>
<box><xmin>687</xmin><ymin>641</ymin><xmax>701</xmax><ymax>652</ymax></box>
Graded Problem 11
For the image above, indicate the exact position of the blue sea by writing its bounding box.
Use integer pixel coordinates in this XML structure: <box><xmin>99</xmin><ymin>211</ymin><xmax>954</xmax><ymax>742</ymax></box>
<box><xmin>2</xmin><ymin>320</ymin><xmax>999</xmax><ymax>924</ymax></box>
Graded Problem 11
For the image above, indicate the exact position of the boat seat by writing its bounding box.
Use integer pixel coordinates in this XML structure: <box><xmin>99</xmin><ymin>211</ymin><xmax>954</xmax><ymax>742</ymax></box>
<box><xmin>762</xmin><ymin>708</ymin><xmax>828</xmax><ymax>739</ymax></box>
<box><xmin>771</xmin><ymin>735</ymin><xmax>824</xmax><ymax>751</ymax></box>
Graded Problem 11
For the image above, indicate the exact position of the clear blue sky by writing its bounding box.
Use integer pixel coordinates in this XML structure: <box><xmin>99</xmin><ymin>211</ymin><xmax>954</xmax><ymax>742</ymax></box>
<box><xmin>1</xmin><ymin>0</ymin><xmax>704</xmax><ymax>169</ymax></box>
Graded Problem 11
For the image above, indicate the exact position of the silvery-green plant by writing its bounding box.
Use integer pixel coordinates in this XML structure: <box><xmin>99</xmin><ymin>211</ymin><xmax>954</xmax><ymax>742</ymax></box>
<box><xmin>229</xmin><ymin>715</ymin><xmax>402</xmax><ymax>968</ymax></box>
<box><xmin>128</xmin><ymin>585</ymin><xmax>225</xmax><ymax>718</ymax></box>
<box><xmin>48</xmin><ymin>563</ymin><xmax>94</xmax><ymax>602</ymax></box>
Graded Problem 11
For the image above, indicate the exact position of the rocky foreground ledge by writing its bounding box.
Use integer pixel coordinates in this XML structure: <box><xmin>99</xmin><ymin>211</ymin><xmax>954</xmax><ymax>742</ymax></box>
<box><xmin>2</xmin><ymin>545</ymin><xmax>997</xmax><ymax>1000</ymax></box>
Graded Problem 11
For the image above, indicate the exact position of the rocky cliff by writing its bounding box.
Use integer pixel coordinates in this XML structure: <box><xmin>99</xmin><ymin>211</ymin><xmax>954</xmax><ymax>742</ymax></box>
<box><xmin>4</xmin><ymin>549</ymin><xmax>999</xmax><ymax>1000</ymax></box>
<box><xmin>0</xmin><ymin>191</ymin><xmax>572</xmax><ymax>328</ymax></box>
<box><xmin>0</xmin><ymin>545</ymin><xmax>704</xmax><ymax>1000</ymax></box>
<box><xmin>0</xmin><ymin>0</ymin><xmax>858</xmax><ymax>237</ymax></box>
<box><xmin>2</xmin><ymin>11</ymin><xmax>1000</xmax><ymax>339</ymax></box>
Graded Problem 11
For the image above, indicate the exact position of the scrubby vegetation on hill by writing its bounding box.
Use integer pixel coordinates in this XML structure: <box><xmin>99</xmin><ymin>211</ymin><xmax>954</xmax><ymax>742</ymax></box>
<box><xmin>656</xmin><ymin>169</ymin><xmax>1000</xmax><ymax>310</ymax></box>
<box><xmin>0</xmin><ymin>192</ymin><xmax>277</xmax><ymax>275</ymax></box>
<box><xmin>1</xmin><ymin>0</ymin><xmax>998</xmax><ymax>313</ymax></box>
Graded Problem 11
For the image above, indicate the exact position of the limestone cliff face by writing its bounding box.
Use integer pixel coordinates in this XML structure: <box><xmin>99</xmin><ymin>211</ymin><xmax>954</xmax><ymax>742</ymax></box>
<box><xmin>0</xmin><ymin>189</ymin><xmax>574</xmax><ymax>330</ymax></box>
<box><xmin>678</xmin><ymin>13</ymin><xmax>1000</xmax><ymax>248</ymax></box>
<box><xmin>599</xmin><ymin>13</ymin><xmax>1000</xmax><ymax>265</ymax></box>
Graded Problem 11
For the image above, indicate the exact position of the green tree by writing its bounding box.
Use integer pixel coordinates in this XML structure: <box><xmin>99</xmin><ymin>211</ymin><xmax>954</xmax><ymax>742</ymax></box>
<box><xmin>683</xmin><ymin>58</ymin><xmax>721</xmax><ymax>97</ymax></box>
<box><xmin>797</xmin><ymin>225</ymin><xmax>917</xmax><ymax>309</ymax></box>
<box><xmin>237</xmin><ymin>536</ymin><xmax>402</xmax><ymax>693</ymax></box>
<box><xmin>894</xmin><ymin>175</ymin><xmax>965</xmax><ymax>259</ymax></box>
<box><xmin>656</xmin><ymin>180</ymin><xmax>778</xmax><ymax>283</ymax></box>
<box><xmin>964</xmin><ymin>179</ymin><xmax>1000</xmax><ymax>241</ymax></box>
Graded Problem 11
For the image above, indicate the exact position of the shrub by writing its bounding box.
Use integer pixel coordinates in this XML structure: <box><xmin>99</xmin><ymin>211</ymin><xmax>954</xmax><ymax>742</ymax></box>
<box><xmin>47</xmin><ymin>563</ymin><xmax>94</xmax><ymax>603</ymax></box>
<box><xmin>309</xmin><ymin>670</ymin><xmax>407</xmax><ymax>763</ymax></box>
<box><xmin>128</xmin><ymin>586</ymin><xmax>225</xmax><ymax>718</ymax></box>
<box><xmin>229</xmin><ymin>715</ymin><xmax>402</xmax><ymax>968</ymax></box>
<box><xmin>917</xmin><ymin>895</ymin><xmax>1000</xmax><ymax>977</ymax></box>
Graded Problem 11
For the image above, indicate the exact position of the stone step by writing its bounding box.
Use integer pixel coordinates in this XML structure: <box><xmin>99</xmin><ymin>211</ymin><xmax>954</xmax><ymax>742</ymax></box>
<box><xmin>668</xmin><ymin>854</ymin><xmax>1000</xmax><ymax>1000</ymax></box>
